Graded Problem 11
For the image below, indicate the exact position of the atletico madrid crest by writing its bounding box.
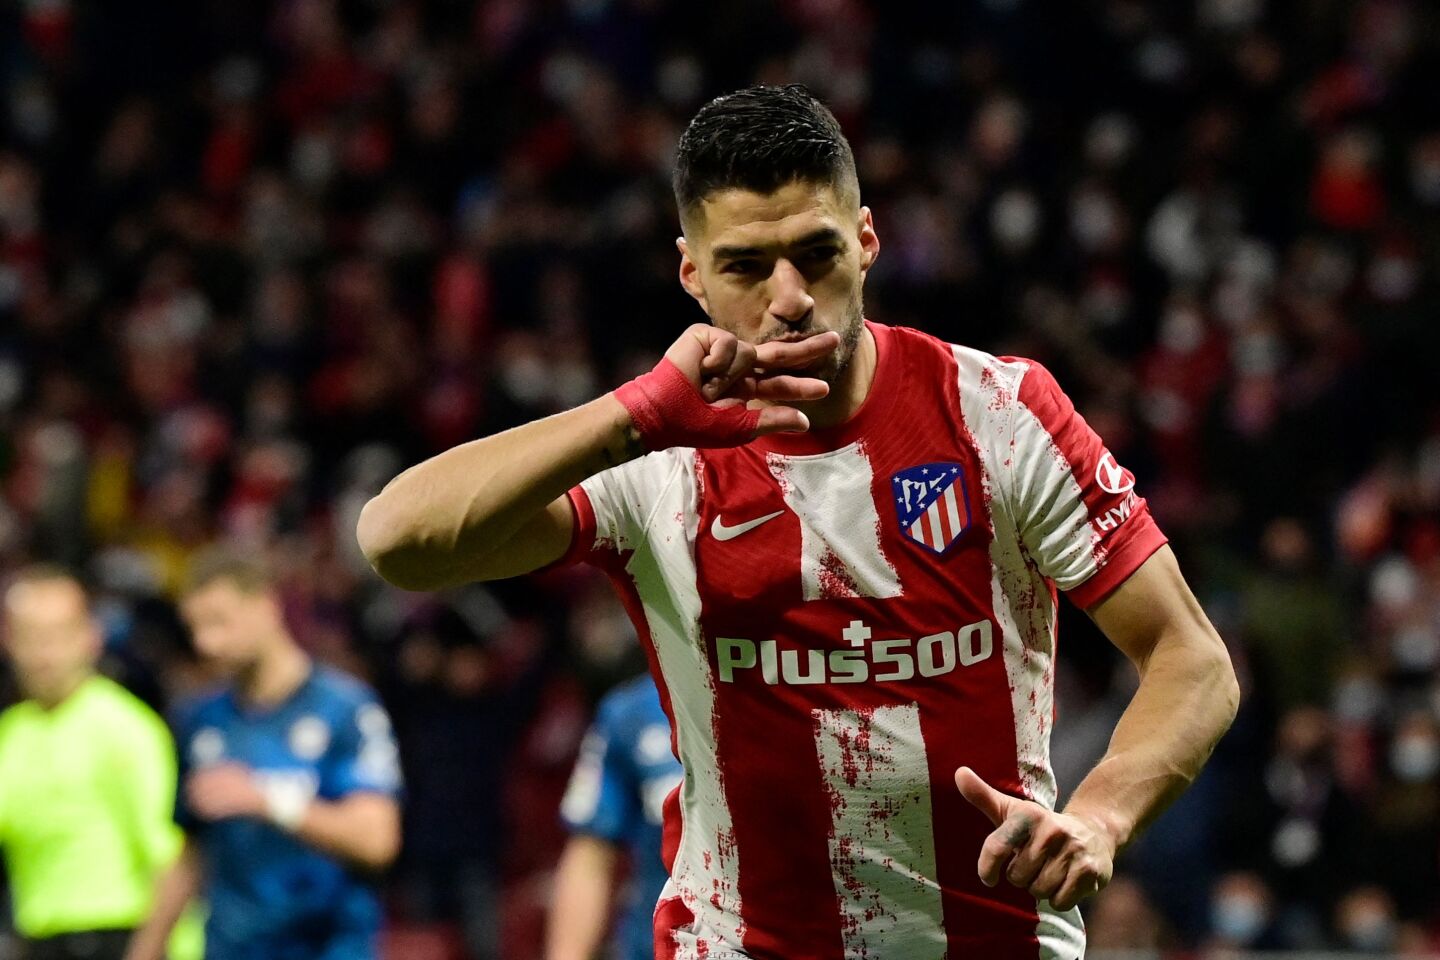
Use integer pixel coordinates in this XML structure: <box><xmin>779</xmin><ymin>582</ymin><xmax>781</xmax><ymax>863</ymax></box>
<box><xmin>891</xmin><ymin>462</ymin><xmax>970</xmax><ymax>554</ymax></box>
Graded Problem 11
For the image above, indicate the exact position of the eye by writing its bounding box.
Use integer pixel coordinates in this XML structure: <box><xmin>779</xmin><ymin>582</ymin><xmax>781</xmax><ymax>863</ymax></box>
<box><xmin>804</xmin><ymin>246</ymin><xmax>840</xmax><ymax>261</ymax></box>
<box><xmin>723</xmin><ymin>259</ymin><xmax>762</xmax><ymax>275</ymax></box>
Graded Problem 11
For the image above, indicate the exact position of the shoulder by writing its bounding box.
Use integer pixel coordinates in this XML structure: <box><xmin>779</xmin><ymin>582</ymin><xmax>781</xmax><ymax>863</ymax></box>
<box><xmin>88</xmin><ymin>678</ymin><xmax>170</xmax><ymax>741</ymax></box>
<box><xmin>881</xmin><ymin>322</ymin><xmax>1035</xmax><ymax>406</ymax></box>
<box><xmin>308</xmin><ymin>666</ymin><xmax>384</xmax><ymax>721</ymax></box>
<box><xmin>0</xmin><ymin>701</ymin><xmax>34</xmax><ymax>742</ymax></box>
<box><xmin>578</xmin><ymin>447</ymin><xmax>701</xmax><ymax>547</ymax></box>
<box><xmin>310</xmin><ymin>665</ymin><xmax>377</xmax><ymax>704</ymax></box>
<box><xmin>584</xmin><ymin>448</ymin><xmax>695</xmax><ymax>500</ymax></box>
<box><xmin>171</xmin><ymin>685</ymin><xmax>232</xmax><ymax>734</ymax></box>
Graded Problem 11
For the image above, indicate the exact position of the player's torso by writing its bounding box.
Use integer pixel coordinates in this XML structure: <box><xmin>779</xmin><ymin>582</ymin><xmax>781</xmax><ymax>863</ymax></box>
<box><xmin>185</xmin><ymin>680</ymin><xmax>378</xmax><ymax>947</ymax></box>
<box><xmin>629</xmin><ymin>328</ymin><xmax>1074</xmax><ymax>959</ymax></box>
<box><xmin>0</xmin><ymin>688</ymin><xmax>127</xmax><ymax>866</ymax></box>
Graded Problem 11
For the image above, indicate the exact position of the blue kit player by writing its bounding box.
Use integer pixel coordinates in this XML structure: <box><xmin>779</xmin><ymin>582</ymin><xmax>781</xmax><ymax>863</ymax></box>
<box><xmin>546</xmin><ymin>674</ymin><xmax>683</xmax><ymax>960</ymax></box>
<box><xmin>125</xmin><ymin>549</ymin><xmax>402</xmax><ymax>960</ymax></box>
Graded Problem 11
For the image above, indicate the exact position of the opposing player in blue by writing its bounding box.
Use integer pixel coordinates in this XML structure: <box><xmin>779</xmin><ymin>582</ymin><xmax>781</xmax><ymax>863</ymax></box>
<box><xmin>547</xmin><ymin>674</ymin><xmax>683</xmax><ymax>960</ymax></box>
<box><xmin>125</xmin><ymin>549</ymin><xmax>402</xmax><ymax>960</ymax></box>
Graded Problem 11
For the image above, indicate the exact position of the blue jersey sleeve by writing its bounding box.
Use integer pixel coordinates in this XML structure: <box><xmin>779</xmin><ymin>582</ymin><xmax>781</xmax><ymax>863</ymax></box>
<box><xmin>321</xmin><ymin>694</ymin><xmax>403</xmax><ymax>799</ymax></box>
<box><xmin>559</xmin><ymin>705</ymin><xmax>637</xmax><ymax>844</ymax></box>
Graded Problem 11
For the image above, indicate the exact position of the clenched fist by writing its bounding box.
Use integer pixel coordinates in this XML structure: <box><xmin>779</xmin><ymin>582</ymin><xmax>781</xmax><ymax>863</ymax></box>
<box><xmin>614</xmin><ymin>324</ymin><xmax>839</xmax><ymax>450</ymax></box>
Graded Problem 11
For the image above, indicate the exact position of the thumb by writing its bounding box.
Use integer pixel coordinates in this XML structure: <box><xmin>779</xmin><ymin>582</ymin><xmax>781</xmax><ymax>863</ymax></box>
<box><xmin>954</xmin><ymin>766</ymin><xmax>1010</xmax><ymax>827</ymax></box>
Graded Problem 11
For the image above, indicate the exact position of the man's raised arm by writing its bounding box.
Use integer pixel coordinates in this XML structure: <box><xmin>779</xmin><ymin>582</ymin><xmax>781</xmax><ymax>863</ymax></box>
<box><xmin>356</xmin><ymin>325</ymin><xmax>838</xmax><ymax>590</ymax></box>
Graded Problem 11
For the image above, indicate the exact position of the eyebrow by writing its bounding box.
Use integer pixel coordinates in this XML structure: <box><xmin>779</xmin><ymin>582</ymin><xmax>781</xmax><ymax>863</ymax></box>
<box><xmin>710</xmin><ymin>227</ymin><xmax>846</xmax><ymax>264</ymax></box>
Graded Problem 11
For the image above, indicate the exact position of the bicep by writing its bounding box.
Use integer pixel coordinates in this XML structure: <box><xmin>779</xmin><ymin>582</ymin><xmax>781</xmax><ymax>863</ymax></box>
<box><xmin>452</xmin><ymin>495</ymin><xmax>576</xmax><ymax>583</ymax></box>
<box><xmin>1086</xmin><ymin>545</ymin><xmax>1225</xmax><ymax>667</ymax></box>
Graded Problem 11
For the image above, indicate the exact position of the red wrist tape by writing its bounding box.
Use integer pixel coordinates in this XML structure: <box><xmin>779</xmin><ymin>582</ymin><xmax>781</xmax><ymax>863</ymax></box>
<box><xmin>613</xmin><ymin>358</ymin><xmax>761</xmax><ymax>451</ymax></box>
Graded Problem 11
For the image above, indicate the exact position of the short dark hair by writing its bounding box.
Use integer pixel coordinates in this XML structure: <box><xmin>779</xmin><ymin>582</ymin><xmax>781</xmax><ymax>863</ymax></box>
<box><xmin>183</xmin><ymin>545</ymin><xmax>274</xmax><ymax>596</ymax></box>
<box><xmin>673</xmin><ymin>84</ymin><xmax>859</xmax><ymax>230</ymax></box>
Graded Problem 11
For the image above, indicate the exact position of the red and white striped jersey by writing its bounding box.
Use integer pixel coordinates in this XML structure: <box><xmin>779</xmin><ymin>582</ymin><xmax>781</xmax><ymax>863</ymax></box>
<box><xmin>559</xmin><ymin>322</ymin><xmax>1166</xmax><ymax>960</ymax></box>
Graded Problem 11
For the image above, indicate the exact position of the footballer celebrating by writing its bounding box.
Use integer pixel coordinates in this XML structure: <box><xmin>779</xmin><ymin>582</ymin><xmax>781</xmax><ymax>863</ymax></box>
<box><xmin>358</xmin><ymin>85</ymin><xmax>1239</xmax><ymax>959</ymax></box>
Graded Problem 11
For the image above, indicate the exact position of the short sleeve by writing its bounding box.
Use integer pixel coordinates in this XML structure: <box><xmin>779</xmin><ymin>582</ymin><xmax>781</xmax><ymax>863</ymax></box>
<box><xmin>1004</xmin><ymin>359</ymin><xmax>1167</xmax><ymax>608</ymax></box>
<box><xmin>322</xmin><ymin>695</ymin><xmax>403</xmax><ymax>799</ymax></box>
<box><xmin>554</xmin><ymin>451</ymin><xmax>692</xmax><ymax>570</ymax></box>
<box><xmin>558</xmin><ymin>710</ymin><xmax>637</xmax><ymax>843</ymax></box>
<box><xmin>104</xmin><ymin>705</ymin><xmax>183</xmax><ymax>873</ymax></box>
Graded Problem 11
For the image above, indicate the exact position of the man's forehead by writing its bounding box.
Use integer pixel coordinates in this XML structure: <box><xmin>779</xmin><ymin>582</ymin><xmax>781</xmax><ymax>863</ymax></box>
<box><xmin>691</xmin><ymin>182</ymin><xmax>854</xmax><ymax>247</ymax></box>
<box><xmin>5</xmin><ymin>579</ymin><xmax>85</xmax><ymax>618</ymax></box>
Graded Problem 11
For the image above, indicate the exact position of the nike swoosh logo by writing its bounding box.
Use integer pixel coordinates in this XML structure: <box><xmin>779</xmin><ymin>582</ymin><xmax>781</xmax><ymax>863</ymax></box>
<box><xmin>711</xmin><ymin>510</ymin><xmax>785</xmax><ymax>542</ymax></box>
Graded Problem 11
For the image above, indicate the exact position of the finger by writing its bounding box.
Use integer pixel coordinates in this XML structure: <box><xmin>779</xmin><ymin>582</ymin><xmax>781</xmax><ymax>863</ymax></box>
<box><xmin>1026</xmin><ymin>850</ymin><xmax>1073</xmax><ymax>902</ymax></box>
<box><xmin>754</xmin><ymin>406</ymin><xmax>811</xmax><ymax>436</ymax></box>
<box><xmin>977</xmin><ymin>813</ymin><xmax>1037</xmax><ymax>887</ymax></box>
<box><xmin>700</xmin><ymin>337</ymin><xmax>742</xmax><ymax>400</ymax></box>
<box><xmin>703</xmin><ymin>340</ymin><xmax>758</xmax><ymax>401</ymax></box>
<box><xmin>1048</xmin><ymin>863</ymin><xmax>1104</xmax><ymax>912</ymax></box>
<box><xmin>1006</xmin><ymin>825</ymin><xmax>1066</xmax><ymax>888</ymax></box>
<box><xmin>954</xmin><ymin>767</ymin><xmax>1010</xmax><ymax>827</ymax></box>
<box><xmin>747</xmin><ymin>375</ymin><xmax>831</xmax><ymax>402</ymax></box>
<box><xmin>753</xmin><ymin>331</ymin><xmax>841</xmax><ymax>370</ymax></box>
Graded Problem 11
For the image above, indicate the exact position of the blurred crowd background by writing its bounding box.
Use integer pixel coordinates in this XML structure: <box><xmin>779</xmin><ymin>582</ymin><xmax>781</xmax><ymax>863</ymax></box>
<box><xmin>2</xmin><ymin>0</ymin><xmax>1439</xmax><ymax>956</ymax></box>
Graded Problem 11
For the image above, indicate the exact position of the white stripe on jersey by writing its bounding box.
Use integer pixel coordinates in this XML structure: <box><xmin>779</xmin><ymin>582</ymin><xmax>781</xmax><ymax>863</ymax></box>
<box><xmin>766</xmin><ymin>441</ymin><xmax>903</xmax><ymax>601</ymax></box>
<box><xmin>951</xmin><ymin>345</ymin><xmax>1086</xmax><ymax>957</ymax></box>
<box><xmin>942</xmin><ymin>485</ymin><xmax>963</xmax><ymax>543</ymax></box>
<box><xmin>924</xmin><ymin>498</ymin><xmax>943</xmax><ymax>550</ymax></box>
<box><xmin>582</xmin><ymin>449</ymin><xmax>747</xmax><ymax>958</ymax></box>
<box><xmin>813</xmin><ymin>703</ymin><xmax>946</xmax><ymax>960</ymax></box>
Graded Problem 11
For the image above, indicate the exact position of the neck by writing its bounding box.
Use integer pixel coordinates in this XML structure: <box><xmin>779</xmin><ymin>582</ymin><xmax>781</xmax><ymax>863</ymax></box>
<box><xmin>798</xmin><ymin>324</ymin><xmax>877</xmax><ymax>430</ymax></box>
<box><xmin>32</xmin><ymin>671</ymin><xmax>92</xmax><ymax>711</ymax></box>
<box><xmin>238</xmin><ymin>634</ymin><xmax>310</xmax><ymax>707</ymax></box>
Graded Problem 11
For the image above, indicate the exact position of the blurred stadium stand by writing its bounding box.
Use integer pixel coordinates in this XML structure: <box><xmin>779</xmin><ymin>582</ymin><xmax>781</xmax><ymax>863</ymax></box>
<box><xmin>1</xmin><ymin>0</ymin><xmax>1438</xmax><ymax>956</ymax></box>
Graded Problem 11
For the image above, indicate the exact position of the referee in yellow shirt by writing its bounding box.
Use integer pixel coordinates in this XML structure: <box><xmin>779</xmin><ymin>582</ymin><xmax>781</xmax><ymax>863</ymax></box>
<box><xmin>0</xmin><ymin>565</ymin><xmax>198</xmax><ymax>960</ymax></box>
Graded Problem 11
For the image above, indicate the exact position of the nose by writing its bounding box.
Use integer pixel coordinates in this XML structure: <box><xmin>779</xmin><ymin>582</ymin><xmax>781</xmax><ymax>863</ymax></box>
<box><xmin>767</xmin><ymin>258</ymin><xmax>815</xmax><ymax>327</ymax></box>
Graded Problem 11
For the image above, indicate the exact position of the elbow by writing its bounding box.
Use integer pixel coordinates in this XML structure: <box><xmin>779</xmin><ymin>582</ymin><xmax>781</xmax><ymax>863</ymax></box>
<box><xmin>356</xmin><ymin>819</ymin><xmax>402</xmax><ymax>873</ymax></box>
<box><xmin>356</xmin><ymin>497</ymin><xmax>439</xmax><ymax>592</ymax></box>
<box><xmin>1212</xmin><ymin>643</ymin><xmax>1242</xmax><ymax>731</ymax></box>
<box><xmin>365</xmin><ymin>833</ymin><xmax>401</xmax><ymax>873</ymax></box>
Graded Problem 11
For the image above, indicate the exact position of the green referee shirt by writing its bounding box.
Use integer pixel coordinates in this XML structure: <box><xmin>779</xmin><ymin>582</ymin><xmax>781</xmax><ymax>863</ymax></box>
<box><xmin>0</xmin><ymin>675</ymin><xmax>182</xmax><ymax>939</ymax></box>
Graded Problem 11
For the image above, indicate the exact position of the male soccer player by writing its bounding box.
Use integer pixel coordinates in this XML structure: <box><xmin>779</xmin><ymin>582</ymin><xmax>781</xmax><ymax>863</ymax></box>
<box><xmin>547</xmin><ymin>674</ymin><xmax>684</xmax><ymax>960</ymax></box>
<box><xmin>0</xmin><ymin>566</ymin><xmax>198</xmax><ymax>960</ymax></box>
<box><xmin>125</xmin><ymin>550</ymin><xmax>402</xmax><ymax>960</ymax></box>
<box><xmin>357</xmin><ymin>85</ymin><xmax>1239</xmax><ymax>959</ymax></box>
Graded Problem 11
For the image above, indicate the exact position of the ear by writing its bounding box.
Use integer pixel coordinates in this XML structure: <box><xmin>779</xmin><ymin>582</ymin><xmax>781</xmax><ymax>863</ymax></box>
<box><xmin>857</xmin><ymin>206</ymin><xmax>879</xmax><ymax>279</ymax></box>
<box><xmin>677</xmin><ymin>237</ymin><xmax>710</xmax><ymax>313</ymax></box>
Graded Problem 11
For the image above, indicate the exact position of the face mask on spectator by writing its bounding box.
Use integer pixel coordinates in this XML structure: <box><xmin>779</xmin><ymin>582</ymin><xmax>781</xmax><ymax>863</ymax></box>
<box><xmin>1212</xmin><ymin>894</ymin><xmax>1267</xmax><ymax>943</ymax></box>
<box><xmin>1390</xmin><ymin>734</ymin><xmax>1440</xmax><ymax>782</ymax></box>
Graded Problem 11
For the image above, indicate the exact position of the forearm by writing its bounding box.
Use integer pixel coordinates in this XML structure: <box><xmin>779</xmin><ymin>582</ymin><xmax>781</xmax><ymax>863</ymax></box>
<box><xmin>1063</xmin><ymin>627</ymin><xmax>1239</xmax><ymax>850</ymax></box>
<box><xmin>289</xmin><ymin>794</ymin><xmax>401</xmax><ymax>873</ymax></box>
<box><xmin>357</xmin><ymin>393</ymin><xmax>640</xmax><ymax>589</ymax></box>
<box><xmin>546</xmin><ymin>836</ymin><xmax>619</xmax><ymax>960</ymax></box>
<box><xmin>125</xmin><ymin>841</ymin><xmax>201</xmax><ymax>960</ymax></box>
